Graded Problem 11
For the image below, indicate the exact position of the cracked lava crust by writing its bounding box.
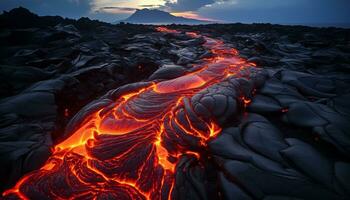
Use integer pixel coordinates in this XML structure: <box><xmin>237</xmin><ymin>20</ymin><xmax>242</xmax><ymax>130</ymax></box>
<box><xmin>3</xmin><ymin>27</ymin><xmax>261</xmax><ymax>200</ymax></box>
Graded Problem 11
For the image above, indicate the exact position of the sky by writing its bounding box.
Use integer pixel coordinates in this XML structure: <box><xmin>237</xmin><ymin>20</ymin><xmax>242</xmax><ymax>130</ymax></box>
<box><xmin>0</xmin><ymin>0</ymin><xmax>350</xmax><ymax>25</ymax></box>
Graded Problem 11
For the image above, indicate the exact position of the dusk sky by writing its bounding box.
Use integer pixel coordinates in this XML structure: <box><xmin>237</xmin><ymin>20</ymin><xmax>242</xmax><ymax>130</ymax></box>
<box><xmin>1</xmin><ymin>0</ymin><xmax>350</xmax><ymax>25</ymax></box>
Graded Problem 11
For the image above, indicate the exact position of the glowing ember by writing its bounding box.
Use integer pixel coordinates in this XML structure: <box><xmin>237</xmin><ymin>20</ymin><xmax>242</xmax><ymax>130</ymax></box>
<box><xmin>156</xmin><ymin>27</ymin><xmax>180</xmax><ymax>34</ymax></box>
<box><xmin>3</xmin><ymin>27</ymin><xmax>257</xmax><ymax>200</ymax></box>
<box><xmin>242</xmin><ymin>97</ymin><xmax>252</xmax><ymax>107</ymax></box>
<box><xmin>281</xmin><ymin>108</ymin><xmax>289</xmax><ymax>113</ymax></box>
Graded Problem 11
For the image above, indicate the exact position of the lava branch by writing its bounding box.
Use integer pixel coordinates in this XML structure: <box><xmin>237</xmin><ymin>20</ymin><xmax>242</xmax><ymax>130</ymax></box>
<box><xmin>3</xmin><ymin>27</ymin><xmax>257</xmax><ymax>200</ymax></box>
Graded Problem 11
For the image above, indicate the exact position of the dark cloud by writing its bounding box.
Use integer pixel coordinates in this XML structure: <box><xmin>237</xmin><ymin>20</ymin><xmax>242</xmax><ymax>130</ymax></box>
<box><xmin>165</xmin><ymin>0</ymin><xmax>216</xmax><ymax>12</ymax></box>
<box><xmin>139</xmin><ymin>5</ymin><xmax>163</xmax><ymax>8</ymax></box>
<box><xmin>0</xmin><ymin>0</ymin><xmax>91</xmax><ymax>18</ymax></box>
<box><xmin>199</xmin><ymin>0</ymin><xmax>350</xmax><ymax>24</ymax></box>
<box><xmin>0</xmin><ymin>0</ymin><xmax>349</xmax><ymax>25</ymax></box>
<box><xmin>101</xmin><ymin>7</ymin><xmax>136</xmax><ymax>12</ymax></box>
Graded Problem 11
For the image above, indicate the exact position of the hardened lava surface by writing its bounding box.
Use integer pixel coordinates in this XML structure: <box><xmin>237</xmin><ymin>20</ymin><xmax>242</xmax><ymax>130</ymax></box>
<box><xmin>1</xmin><ymin>8</ymin><xmax>350</xmax><ymax>200</ymax></box>
<box><xmin>2</xmin><ymin>27</ymin><xmax>262</xmax><ymax>199</ymax></box>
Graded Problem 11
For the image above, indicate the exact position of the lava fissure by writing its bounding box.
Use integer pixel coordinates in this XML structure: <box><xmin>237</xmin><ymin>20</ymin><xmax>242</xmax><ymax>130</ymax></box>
<box><xmin>3</xmin><ymin>27</ymin><xmax>260</xmax><ymax>200</ymax></box>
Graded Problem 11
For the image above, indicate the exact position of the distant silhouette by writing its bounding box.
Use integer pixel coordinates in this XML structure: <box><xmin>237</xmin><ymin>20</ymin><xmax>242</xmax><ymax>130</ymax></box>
<box><xmin>119</xmin><ymin>9</ymin><xmax>212</xmax><ymax>25</ymax></box>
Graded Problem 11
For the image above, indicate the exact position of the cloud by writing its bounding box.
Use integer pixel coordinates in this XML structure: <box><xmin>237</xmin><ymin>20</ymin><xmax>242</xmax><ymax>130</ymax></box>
<box><xmin>171</xmin><ymin>11</ymin><xmax>216</xmax><ymax>21</ymax></box>
<box><xmin>1</xmin><ymin>0</ymin><xmax>349</xmax><ymax>24</ymax></box>
<box><xmin>99</xmin><ymin>6</ymin><xmax>136</xmax><ymax>14</ymax></box>
<box><xmin>198</xmin><ymin>0</ymin><xmax>350</xmax><ymax>24</ymax></box>
<box><xmin>139</xmin><ymin>4</ymin><xmax>163</xmax><ymax>8</ymax></box>
<box><xmin>165</xmin><ymin>0</ymin><xmax>216</xmax><ymax>12</ymax></box>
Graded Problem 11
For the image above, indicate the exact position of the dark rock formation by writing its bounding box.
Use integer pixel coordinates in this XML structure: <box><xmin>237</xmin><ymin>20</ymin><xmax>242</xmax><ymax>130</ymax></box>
<box><xmin>1</xmin><ymin>7</ymin><xmax>350</xmax><ymax>200</ymax></box>
<box><xmin>119</xmin><ymin>9</ymin><xmax>212</xmax><ymax>24</ymax></box>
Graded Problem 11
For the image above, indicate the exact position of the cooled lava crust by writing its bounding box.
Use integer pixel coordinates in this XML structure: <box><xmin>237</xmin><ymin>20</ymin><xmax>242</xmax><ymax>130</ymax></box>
<box><xmin>2</xmin><ymin>25</ymin><xmax>350</xmax><ymax>200</ymax></box>
<box><xmin>2</xmin><ymin>27</ymin><xmax>260</xmax><ymax>199</ymax></box>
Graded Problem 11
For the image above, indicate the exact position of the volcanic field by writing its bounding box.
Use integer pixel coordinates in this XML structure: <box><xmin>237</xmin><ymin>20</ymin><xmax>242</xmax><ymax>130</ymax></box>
<box><xmin>1</xmin><ymin>8</ymin><xmax>350</xmax><ymax>200</ymax></box>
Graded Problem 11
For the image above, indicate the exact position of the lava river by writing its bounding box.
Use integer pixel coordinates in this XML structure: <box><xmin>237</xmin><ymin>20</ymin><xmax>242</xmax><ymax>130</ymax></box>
<box><xmin>3</xmin><ymin>27</ymin><xmax>258</xmax><ymax>200</ymax></box>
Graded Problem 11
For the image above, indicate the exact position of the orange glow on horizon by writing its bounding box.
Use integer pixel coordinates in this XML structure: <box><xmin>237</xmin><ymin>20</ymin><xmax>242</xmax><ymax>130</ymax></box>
<box><xmin>171</xmin><ymin>11</ymin><xmax>216</xmax><ymax>22</ymax></box>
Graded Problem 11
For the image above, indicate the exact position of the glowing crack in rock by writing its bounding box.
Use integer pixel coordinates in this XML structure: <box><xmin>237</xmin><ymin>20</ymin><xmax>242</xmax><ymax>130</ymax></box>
<box><xmin>3</xmin><ymin>27</ymin><xmax>260</xmax><ymax>200</ymax></box>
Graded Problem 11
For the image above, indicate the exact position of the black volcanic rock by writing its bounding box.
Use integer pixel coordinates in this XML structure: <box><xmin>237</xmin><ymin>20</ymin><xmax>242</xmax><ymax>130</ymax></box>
<box><xmin>119</xmin><ymin>9</ymin><xmax>211</xmax><ymax>24</ymax></box>
<box><xmin>0</xmin><ymin>7</ymin><xmax>40</xmax><ymax>28</ymax></box>
<box><xmin>0</xmin><ymin>8</ymin><xmax>161</xmax><ymax>192</ymax></box>
<box><xmin>0</xmin><ymin>7</ymin><xmax>109</xmax><ymax>30</ymax></box>
<box><xmin>0</xmin><ymin>7</ymin><xmax>65</xmax><ymax>29</ymax></box>
<box><xmin>1</xmin><ymin>7</ymin><xmax>350</xmax><ymax>200</ymax></box>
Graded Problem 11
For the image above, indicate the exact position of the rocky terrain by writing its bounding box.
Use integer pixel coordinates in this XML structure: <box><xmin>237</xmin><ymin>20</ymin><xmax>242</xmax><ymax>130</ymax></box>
<box><xmin>1</xmin><ymin>7</ymin><xmax>350</xmax><ymax>200</ymax></box>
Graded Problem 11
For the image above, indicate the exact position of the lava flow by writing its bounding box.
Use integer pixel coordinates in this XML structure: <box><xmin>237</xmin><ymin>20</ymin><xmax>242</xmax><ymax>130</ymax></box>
<box><xmin>3</xmin><ymin>27</ymin><xmax>257</xmax><ymax>200</ymax></box>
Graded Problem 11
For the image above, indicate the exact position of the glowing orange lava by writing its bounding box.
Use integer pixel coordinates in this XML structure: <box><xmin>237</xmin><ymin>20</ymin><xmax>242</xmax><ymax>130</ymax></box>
<box><xmin>3</xmin><ymin>27</ymin><xmax>257</xmax><ymax>200</ymax></box>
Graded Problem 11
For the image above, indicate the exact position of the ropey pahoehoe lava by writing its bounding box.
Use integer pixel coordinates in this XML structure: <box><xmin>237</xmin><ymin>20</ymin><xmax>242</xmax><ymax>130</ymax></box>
<box><xmin>3</xmin><ymin>27</ymin><xmax>261</xmax><ymax>200</ymax></box>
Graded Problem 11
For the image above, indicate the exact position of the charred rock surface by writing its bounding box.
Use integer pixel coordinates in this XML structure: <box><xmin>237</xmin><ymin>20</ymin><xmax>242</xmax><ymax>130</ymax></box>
<box><xmin>1</xmin><ymin>8</ymin><xmax>350</xmax><ymax>200</ymax></box>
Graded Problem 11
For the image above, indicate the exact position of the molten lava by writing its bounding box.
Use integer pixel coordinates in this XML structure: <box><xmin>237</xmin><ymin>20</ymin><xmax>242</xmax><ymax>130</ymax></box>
<box><xmin>3</xmin><ymin>27</ymin><xmax>257</xmax><ymax>200</ymax></box>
